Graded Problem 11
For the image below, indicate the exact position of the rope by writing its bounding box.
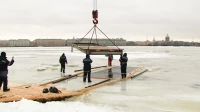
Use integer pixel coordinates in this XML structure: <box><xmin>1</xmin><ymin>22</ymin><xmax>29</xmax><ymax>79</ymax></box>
<box><xmin>87</xmin><ymin>28</ymin><xmax>95</xmax><ymax>52</ymax></box>
<box><xmin>77</xmin><ymin>26</ymin><xmax>94</xmax><ymax>44</ymax></box>
<box><xmin>76</xmin><ymin>25</ymin><xmax>121</xmax><ymax>54</ymax></box>
<box><xmin>96</xmin><ymin>26</ymin><xmax>121</xmax><ymax>51</ymax></box>
<box><xmin>94</xmin><ymin>26</ymin><xmax>99</xmax><ymax>45</ymax></box>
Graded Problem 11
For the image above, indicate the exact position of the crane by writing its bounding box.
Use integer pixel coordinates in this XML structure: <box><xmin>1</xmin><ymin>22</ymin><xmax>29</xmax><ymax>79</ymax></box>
<box><xmin>71</xmin><ymin>0</ymin><xmax>123</xmax><ymax>55</ymax></box>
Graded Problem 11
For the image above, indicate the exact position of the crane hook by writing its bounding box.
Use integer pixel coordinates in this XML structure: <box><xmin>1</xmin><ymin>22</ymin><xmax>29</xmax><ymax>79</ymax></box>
<box><xmin>92</xmin><ymin>10</ymin><xmax>98</xmax><ymax>24</ymax></box>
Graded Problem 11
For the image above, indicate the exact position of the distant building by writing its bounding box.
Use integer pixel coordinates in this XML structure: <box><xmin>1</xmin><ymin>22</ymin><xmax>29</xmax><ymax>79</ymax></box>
<box><xmin>30</xmin><ymin>40</ymin><xmax>37</xmax><ymax>47</ymax></box>
<box><xmin>35</xmin><ymin>39</ymin><xmax>66</xmax><ymax>47</ymax></box>
<box><xmin>134</xmin><ymin>41</ymin><xmax>146</xmax><ymax>46</ymax></box>
<box><xmin>0</xmin><ymin>40</ymin><xmax>9</xmax><ymax>47</ymax></box>
<box><xmin>153</xmin><ymin>37</ymin><xmax>155</xmax><ymax>42</ymax></box>
<box><xmin>165</xmin><ymin>34</ymin><xmax>170</xmax><ymax>42</ymax></box>
<box><xmin>96</xmin><ymin>38</ymin><xmax>126</xmax><ymax>46</ymax></box>
<box><xmin>114</xmin><ymin>38</ymin><xmax>127</xmax><ymax>46</ymax></box>
<box><xmin>66</xmin><ymin>38</ymin><xmax>126</xmax><ymax>46</ymax></box>
<box><xmin>66</xmin><ymin>37</ymin><xmax>76</xmax><ymax>46</ymax></box>
<box><xmin>126</xmin><ymin>41</ymin><xmax>136</xmax><ymax>46</ymax></box>
<box><xmin>9</xmin><ymin>39</ymin><xmax>30</xmax><ymax>47</ymax></box>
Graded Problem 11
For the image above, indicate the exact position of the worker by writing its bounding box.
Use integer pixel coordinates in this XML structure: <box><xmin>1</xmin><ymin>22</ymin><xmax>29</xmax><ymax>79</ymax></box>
<box><xmin>83</xmin><ymin>54</ymin><xmax>93</xmax><ymax>82</ymax></box>
<box><xmin>119</xmin><ymin>53</ymin><xmax>128</xmax><ymax>79</ymax></box>
<box><xmin>108</xmin><ymin>55</ymin><xmax>113</xmax><ymax>66</ymax></box>
<box><xmin>0</xmin><ymin>52</ymin><xmax>14</xmax><ymax>92</ymax></box>
<box><xmin>59</xmin><ymin>53</ymin><xmax>68</xmax><ymax>73</ymax></box>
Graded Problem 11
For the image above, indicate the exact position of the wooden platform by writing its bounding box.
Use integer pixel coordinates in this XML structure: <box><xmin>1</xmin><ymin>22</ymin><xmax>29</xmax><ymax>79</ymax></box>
<box><xmin>0</xmin><ymin>86</ymin><xmax>81</xmax><ymax>103</ymax></box>
<box><xmin>0</xmin><ymin>66</ymin><xmax>147</xmax><ymax>103</ymax></box>
<box><xmin>91</xmin><ymin>66</ymin><xmax>138</xmax><ymax>79</ymax></box>
<box><xmin>71</xmin><ymin>43</ymin><xmax>123</xmax><ymax>55</ymax></box>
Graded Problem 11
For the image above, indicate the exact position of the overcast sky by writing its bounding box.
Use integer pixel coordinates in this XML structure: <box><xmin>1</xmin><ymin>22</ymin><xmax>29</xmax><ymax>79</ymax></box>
<box><xmin>0</xmin><ymin>0</ymin><xmax>200</xmax><ymax>41</ymax></box>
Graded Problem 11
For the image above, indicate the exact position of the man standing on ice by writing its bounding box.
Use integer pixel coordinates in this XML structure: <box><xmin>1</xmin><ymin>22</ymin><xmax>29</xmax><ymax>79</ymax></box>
<box><xmin>0</xmin><ymin>52</ymin><xmax>14</xmax><ymax>92</ymax></box>
<box><xmin>83</xmin><ymin>54</ymin><xmax>93</xmax><ymax>82</ymax></box>
<box><xmin>59</xmin><ymin>53</ymin><xmax>68</xmax><ymax>73</ymax></box>
<box><xmin>119</xmin><ymin>53</ymin><xmax>128</xmax><ymax>79</ymax></box>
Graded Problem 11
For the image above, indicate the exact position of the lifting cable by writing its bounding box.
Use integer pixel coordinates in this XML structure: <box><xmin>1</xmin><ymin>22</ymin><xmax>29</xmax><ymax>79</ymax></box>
<box><xmin>94</xmin><ymin>27</ymin><xmax>99</xmax><ymax>45</ymax></box>
<box><xmin>96</xmin><ymin>26</ymin><xmax>120</xmax><ymax>51</ymax></box>
<box><xmin>76</xmin><ymin>0</ymin><xmax>121</xmax><ymax>53</ymax></box>
<box><xmin>77</xmin><ymin>26</ymin><xmax>94</xmax><ymax>44</ymax></box>
<box><xmin>88</xmin><ymin>28</ymin><xmax>95</xmax><ymax>51</ymax></box>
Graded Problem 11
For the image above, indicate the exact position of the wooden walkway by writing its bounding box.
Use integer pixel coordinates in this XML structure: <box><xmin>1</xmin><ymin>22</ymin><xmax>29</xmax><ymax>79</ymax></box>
<box><xmin>0</xmin><ymin>66</ymin><xmax>147</xmax><ymax>103</ymax></box>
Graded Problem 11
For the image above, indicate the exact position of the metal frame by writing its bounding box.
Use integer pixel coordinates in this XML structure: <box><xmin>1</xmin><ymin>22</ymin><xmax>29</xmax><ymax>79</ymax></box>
<box><xmin>71</xmin><ymin>25</ymin><xmax>123</xmax><ymax>55</ymax></box>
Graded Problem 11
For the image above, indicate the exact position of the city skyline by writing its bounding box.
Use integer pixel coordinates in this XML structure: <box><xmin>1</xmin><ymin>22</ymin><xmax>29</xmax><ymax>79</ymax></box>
<box><xmin>0</xmin><ymin>0</ymin><xmax>200</xmax><ymax>42</ymax></box>
<box><xmin>1</xmin><ymin>37</ymin><xmax>199</xmax><ymax>47</ymax></box>
<box><xmin>0</xmin><ymin>35</ymin><xmax>199</xmax><ymax>42</ymax></box>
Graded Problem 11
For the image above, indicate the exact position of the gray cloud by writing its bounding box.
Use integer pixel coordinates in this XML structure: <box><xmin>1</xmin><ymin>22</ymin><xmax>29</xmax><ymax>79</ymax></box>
<box><xmin>0</xmin><ymin>0</ymin><xmax>200</xmax><ymax>41</ymax></box>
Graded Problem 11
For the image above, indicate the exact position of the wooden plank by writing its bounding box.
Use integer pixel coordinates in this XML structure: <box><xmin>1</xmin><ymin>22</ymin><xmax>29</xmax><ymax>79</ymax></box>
<box><xmin>52</xmin><ymin>75</ymin><xmax>77</xmax><ymax>84</ymax></box>
<box><xmin>74</xmin><ymin>65</ymin><xmax>107</xmax><ymax>72</ymax></box>
<box><xmin>0</xmin><ymin>66</ymin><xmax>146</xmax><ymax>103</ymax></box>
<box><xmin>76</xmin><ymin>67</ymin><xmax>146</xmax><ymax>93</ymax></box>
<box><xmin>39</xmin><ymin>73</ymin><xmax>81</xmax><ymax>86</ymax></box>
<box><xmin>73</xmin><ymin>43</ymin><xmax>99</xmax><ymax>46</ymax></box>
<box><xmin>90</xmin><ymin>51</ymin><xmax>122</xmax><ymax>55</ymax></box>
<box><xmin>72</xmin><ymin>43</ymin><xmax>123</xmax><ymax>55</ymax></box>
<box><xmin>74</xmin><ymin>46</ymin><xmax>123</xmax><ymax>55</ymax></box>
<box><xmin>131</xmin><ymin>69</ymin><xmax>148</xmax><ymax>78</ymax></box>
<box><xmin>0</xmin><ymin>86</ymin><xmax>81</xmax><ymax>103</ymax></box>
<box><xmin>39</xmin><ymin>65</ymin><xmax>110</xmax><ymax>86</ymax></box>
<box><xmin>73</xmin><ymin>44</ymin><xmax>87</xmax><ymax>54</ymax></box>
<box><xmin>85</xmin><ymin>79</ymin><xmax>111</xmax><ymax>88</ymax></box>
<box><xmin>78</xmin><ymin>46</ymin><xmax>122</xmax><ymax>50</ymax></box>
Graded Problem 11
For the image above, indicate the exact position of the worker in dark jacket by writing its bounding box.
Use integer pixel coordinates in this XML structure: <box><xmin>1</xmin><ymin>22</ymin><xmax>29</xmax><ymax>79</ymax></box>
<box><xmin>83</xmin><ymin>54</ymin><xmax>93</xmax><ymax>82</ymax></box>
<box><xmin>59</xmin><ymin>53</ymin><xmax>68</xmax><ymax>73</ymax></box>
<box><xmin>0</xmin><ymin>52</ymin><xmax>14</xmax><ymax>92</ymax></box>
<box><xmin>119</xmin><ymin>53</ymin><xmax>128</xmax><ymax>79</ymax></box>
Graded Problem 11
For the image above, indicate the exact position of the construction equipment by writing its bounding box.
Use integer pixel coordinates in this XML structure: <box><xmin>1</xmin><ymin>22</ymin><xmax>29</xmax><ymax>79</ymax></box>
<box><xmin>71</xmin><ymin>0</ymin><xmax>123</xmax><ymax>55</ymax></box>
